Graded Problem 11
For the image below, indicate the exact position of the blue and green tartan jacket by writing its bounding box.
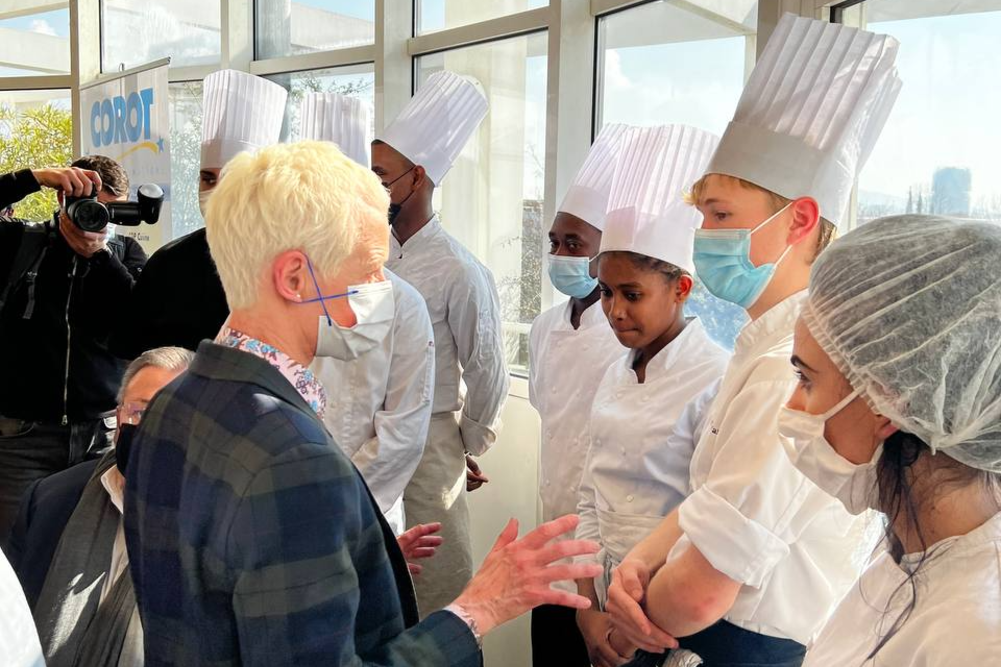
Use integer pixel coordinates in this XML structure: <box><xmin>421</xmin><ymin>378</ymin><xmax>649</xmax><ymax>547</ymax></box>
<box><xmin>123</xmin><ymin>342</ymin><xmax>481</xmax><ymax>666</ymax></box>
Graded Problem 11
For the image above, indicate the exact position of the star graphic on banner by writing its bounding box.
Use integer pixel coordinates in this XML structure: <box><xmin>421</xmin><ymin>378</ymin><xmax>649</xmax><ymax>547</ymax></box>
<box><xmin>157</xmin><ymin>137</ymin><xmax>165</xmax><ymax>153</ymax></box>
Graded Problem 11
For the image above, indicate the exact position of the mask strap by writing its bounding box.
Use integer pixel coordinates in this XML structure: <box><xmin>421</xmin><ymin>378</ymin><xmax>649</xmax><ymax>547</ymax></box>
<box><xmin>749</xmin><ymin>202</ymin><xmax>792</xmax><ymax>236</ymax></box>
<box><xmin>305</xmin><ymin>257</ymin><xmax>335</xmax><ymax>326</ymax></box>
<box><xmin>822</xmin><ymin>388</ymin><xmax>863</xmax><ymax>421</ymax></box>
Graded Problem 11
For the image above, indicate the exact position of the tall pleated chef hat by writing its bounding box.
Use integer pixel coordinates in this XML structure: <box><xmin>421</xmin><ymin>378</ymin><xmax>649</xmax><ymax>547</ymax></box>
<box><xmin>201</xmin><ymin>69</ymin><xmax>288</xmax><ymax>170</ymax></box>
<box><xmin>557</xmin><ymin>123</ymin><xmax>630</xmax><ymax>232</ymax></box>
<box><xmin>377</xmin><ymin>70</ymin><xmax>488</xmax><ymax>186</ymax></box>
<box><xmin>600</xmin><ymin>124</ymin><xmax>719</xmax><ymax>273</ymax></box>
<box><xmin>704</xmin><ymin>13</ymin><xmax>902</xmax><ymax>227</ymax></box>
<box><xmin>299</xmin><ymin>92</ymin><xmax>372</xmax><ymax>167</ymax></box>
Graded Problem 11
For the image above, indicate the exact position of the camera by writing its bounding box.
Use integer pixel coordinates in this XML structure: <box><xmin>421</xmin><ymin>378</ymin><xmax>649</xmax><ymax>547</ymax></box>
<box><xmin>65</xmin><ymin>183</ymin><xmax>164</xmax><ymax>232</ymax></box>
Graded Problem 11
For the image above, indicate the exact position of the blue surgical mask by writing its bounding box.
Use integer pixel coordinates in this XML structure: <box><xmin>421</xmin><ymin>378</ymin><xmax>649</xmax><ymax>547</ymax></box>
<box><xmin>548</xmin><ymin>254</ymin><xmax>598</xmax><ymax>299</ymax></box>
<box><xmin>693</xmin><ymin>203</ymin><xmax>793</xmax><ymax>309</ymax></box>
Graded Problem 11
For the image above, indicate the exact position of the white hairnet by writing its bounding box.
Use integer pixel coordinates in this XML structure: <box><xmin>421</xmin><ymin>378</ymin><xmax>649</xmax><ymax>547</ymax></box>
<box><xmin>803</xmin><ymin>215</ymin><xmax>1001</xmax><ymax>473</ymax></box>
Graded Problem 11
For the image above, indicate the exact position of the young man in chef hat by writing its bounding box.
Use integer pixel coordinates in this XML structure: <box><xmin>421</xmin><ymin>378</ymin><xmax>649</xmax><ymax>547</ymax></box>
<box><xmin>527</xmin><ymin>122</ymin><xmax>631</xmax><ymax>666</ymax></box>
<box><xmin>372</xmin><ymin>71</ymin><xmax>510</xmax><ymax>616</ymax></box>
<box><xmin>604</xmin><ymin>14</ymin><xmax>902</xmax><ymax>666</ymax></box>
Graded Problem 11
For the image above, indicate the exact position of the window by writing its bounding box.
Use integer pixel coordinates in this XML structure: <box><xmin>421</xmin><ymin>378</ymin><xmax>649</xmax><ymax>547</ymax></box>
<box><xmin>596</xmin><ymin>0</ymin><xmax>758</xmax><ymax>349</ymax></box>
<box><xmin>834</xmin><ymin>0</ymin><xmax>1001</xmax><ymax>227</ymax></box>
<box><xmin>416</xmin><ymin>32</ymin><xmax>548</xmax><ymax>373</ymax></box>
<box><xmin>0</xmin><ymin>88</ymin><xmax>71</xmax><ymax>221</ymax></box>
<box><xmin>418</xmin><ymin>0</ymin><xmax>548</xmax><ymax>34</ymax></box>
<box><xmin>265</xmin><ymin>64</ymin><xmax>375</xmax><ymax>143</ymax></box>
<box><xmin>168</xmin><ymin>81</ymin><xmax>204</xmax><ymax>239</ymax></box>
<box><xmin>101</xmin><ymin>0</ymin><xmax>221</xmax><ymax>71</ymax></box>
<box><xmin>0</xmin><ymin>8</ymin><xmax>70</xmax><ymax>76</ymax></box>
<box><xmin>256</xmin><ymin>0</ymin><xmax>375</xmax><ymax>59</ymax></box>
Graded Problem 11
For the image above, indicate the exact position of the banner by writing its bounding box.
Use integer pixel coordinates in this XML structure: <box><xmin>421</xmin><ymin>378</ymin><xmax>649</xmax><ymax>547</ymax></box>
<box><xmin>80</xmin><ymin>58</ymin><xmax>172</xmax><ymax>255</ymax></box>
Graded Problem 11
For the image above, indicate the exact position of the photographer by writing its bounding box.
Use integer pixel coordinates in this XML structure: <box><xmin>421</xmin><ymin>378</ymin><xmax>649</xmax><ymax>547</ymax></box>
<box><xmin>0</xmin><ymin>157</ymin><xmax>147</xmax><ymax>548</ymax></box>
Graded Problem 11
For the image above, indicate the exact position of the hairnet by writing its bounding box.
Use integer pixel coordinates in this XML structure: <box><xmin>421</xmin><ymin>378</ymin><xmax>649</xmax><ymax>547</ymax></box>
<box><xmin>803</xmin><ymin>215</ymin><xmax>1001</xmax><ymax>473</ymax></box>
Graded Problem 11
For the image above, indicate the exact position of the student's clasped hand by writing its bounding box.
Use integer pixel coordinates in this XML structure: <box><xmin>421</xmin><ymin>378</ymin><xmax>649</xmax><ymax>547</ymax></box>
<box><xmin>606</xmin><ymin>558</ymin><xmax>678</xmax><ymax>654</ymax></box>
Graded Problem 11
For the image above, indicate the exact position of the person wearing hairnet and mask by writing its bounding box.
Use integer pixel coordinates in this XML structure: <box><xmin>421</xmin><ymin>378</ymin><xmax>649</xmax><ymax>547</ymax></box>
<box><xmin>783</xmin><ymin>214</ymin><xmax>1001</xmax><ymax>665</ymax></box>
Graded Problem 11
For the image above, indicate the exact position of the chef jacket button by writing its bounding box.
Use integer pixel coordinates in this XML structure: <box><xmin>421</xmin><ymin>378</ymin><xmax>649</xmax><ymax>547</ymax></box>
<box><xmin>595</xmin><ymin>439</ymin><xmax>601</xmax><ymax>448</ymax></box>
<box><xmin>621</xmin><ymin>447</ymin><xmax>626</xmax><ymax>455</ymax></box>
<box><xmin>626</xmin><ymin>495</ymin><xmax>634</xmax><ymax>502</ymax></box>
<box><xmin>642</xmin><ymin>395</ymin><xmax>650</xmax><ymax>403</ymax></box>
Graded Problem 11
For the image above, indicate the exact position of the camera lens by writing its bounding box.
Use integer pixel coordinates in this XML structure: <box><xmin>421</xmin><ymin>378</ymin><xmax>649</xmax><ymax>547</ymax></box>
<box><xmin>68</xmin><ymin>199</ymin><xmax>109</xmax><ymax>232</ymax></box>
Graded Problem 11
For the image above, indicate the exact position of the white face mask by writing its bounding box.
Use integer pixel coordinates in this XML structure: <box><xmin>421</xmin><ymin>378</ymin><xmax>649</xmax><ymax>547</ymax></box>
<box><xmin>315</xmin><ymin>280</ymin><xmax>395</xmax><ymax>361</ymax></box>
<box><xmin>777</xmin><ymin>389</ymin><xmax>883</xmax><ymax>515</ymax></box>
<box><xmin>199</xmin><ymin>189</ymin><xmax>211</xmax><ymax>219</ymax></box>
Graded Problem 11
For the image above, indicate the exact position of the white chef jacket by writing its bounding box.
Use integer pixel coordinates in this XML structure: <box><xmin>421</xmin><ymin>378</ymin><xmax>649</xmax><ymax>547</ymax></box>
<box><xmin>385</xmin><ymin>216</ymin><xmax>509</xmax><ymax>456</ymax></box>
<box><xmin>311</xmin><ymin>270</ymin><xmax>435</xmax><ymax>535</ymax></box>
<box><xmin>0</xmin><ymin>551</ymin><xmax>44</xmax><ymax>667</ymax></box>
<box><xmin>673</xmin><ymin>291</ymin><xmax>870</xmax><ymax>645</ymax></box>
<box><xmin>528</xmin><ymin>298</ymin><xmax>625</xmax><ymax>522</ymax></box>
<box><xmin>576</xmin><ymin>318</ymin><xmax>730</xmax><ymax>604</ymax></box>
<box><xmin>99</xmin><ymin>465</ymin><xmax>129</xmax><ymax>604</ymax></box>
<box><xmin>805</xmin><ymin>512</ymin><xmax>1001</xmax><ymax>666</ymax></box>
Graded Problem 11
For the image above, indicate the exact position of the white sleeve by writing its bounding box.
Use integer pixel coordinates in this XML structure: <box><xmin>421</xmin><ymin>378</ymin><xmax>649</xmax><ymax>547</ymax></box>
<box><xmin>447</xmin><ymin>263</ymin><xmax>510</xmax><ymax>456</ymax></box>
<box><xmin>350</xmin><ymin>295</ymin><xmax>436</xmax><ymax>515</ymax></box>
<box><xmin>678</xmin><ymin>372</ymin><xmax>819</xmax><ymax>588</ymax></box>
<box><xmin>574</xmin><ymin>438</ymin><xmax>601</xmax><ymax>561</ymax></box>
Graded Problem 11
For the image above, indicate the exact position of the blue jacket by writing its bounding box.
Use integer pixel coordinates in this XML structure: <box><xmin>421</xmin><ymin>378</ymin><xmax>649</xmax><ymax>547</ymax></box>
<box><xmin>124</xmin><ymin>342</ymin><xmax>481</xmax><ymax>666</ymax></box>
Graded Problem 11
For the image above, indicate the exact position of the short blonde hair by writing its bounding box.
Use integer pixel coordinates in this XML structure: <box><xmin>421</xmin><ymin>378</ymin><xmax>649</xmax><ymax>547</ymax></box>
<box><xmin>686</xmin><ymin>173</ymin><xmax>836</xmax><ymax>261</ymax></box>
<box><xmin>206</xmin><ymin>140</ymin><xmax>389</xmax><ymax>309</ymax></box>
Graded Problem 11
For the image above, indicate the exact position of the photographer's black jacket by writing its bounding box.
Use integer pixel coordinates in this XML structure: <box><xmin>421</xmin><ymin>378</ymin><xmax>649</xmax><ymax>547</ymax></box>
<box><xmin>0</xmin><ymin>169</ymin><xmax>147</xmax><ymax>423</ymax></box>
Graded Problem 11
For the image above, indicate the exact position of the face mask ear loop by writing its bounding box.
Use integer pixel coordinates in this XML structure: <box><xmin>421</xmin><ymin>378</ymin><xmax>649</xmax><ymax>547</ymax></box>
<box><xmin>749</xmin><ymin>202</ymin><xmax>793</xmax><ymax>235</ymax></box>
<box><xmin>822</xmin><ymin>388</ymin><xmax>863</xmax><ymax>421</ymax></box>
<box><xmin>305</xmin><ymin>257</ymin><xmax>334</xmax><ymax>327</ymax></box>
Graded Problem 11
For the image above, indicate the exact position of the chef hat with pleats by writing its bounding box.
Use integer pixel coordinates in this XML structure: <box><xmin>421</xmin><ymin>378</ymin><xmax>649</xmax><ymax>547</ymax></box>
<box><xmin>558</xmin><ymin>123</ymin><xmax>630</xmax><ymax>232</ymax></box>
<box><xmin>705</xmin><ymin>13</ymin><xmax>901</xmax><ymax>227</ymax></box>
<box><xmin>600</xmin><ymin>125</ymin><xmax>719</xmax><ymax>273</ymax></box>
<box><xmin>377</xmin><ymin>70</ymin><xmax>488</xmax><ymax>186</ymax></box>
<box><xmin>201</xmin><ymin>69</ymin><xmax>288</xmax><ymax>170</ymax></box>
<box><xmin>299</xmin><ymin>92</ymin><xmax>372</xmax><ymax>167</ymax></box>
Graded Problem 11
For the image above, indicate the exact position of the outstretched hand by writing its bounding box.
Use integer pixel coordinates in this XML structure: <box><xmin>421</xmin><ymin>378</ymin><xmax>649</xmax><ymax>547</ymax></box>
<box><xmin>397</xmin><ymin>522</ymin><xmax>443</xmax><ymax>576</ymax></box>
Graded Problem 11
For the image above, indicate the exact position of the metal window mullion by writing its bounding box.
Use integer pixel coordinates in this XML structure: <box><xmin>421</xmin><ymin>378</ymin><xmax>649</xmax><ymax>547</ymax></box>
<box><xmin>408</xmin><ymin>6</ymin><xmax>550</xmax><ymax>56</ymax></box>
<box><xmin>249</xmin><ymin>45</ymin><xmax>378</xmax><ymax>77</ymax></box>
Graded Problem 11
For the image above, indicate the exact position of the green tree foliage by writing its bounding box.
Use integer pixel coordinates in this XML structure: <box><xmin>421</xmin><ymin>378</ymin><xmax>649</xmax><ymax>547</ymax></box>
<box><xmin>0</xmin><ymin>103</ymin><xmax>73</xmax><ymax>221</ymax></box>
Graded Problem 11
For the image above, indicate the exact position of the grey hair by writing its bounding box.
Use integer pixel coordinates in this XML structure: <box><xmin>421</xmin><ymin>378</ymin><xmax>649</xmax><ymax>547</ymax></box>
<box><xmin>117</xmin><ymin>346</ymin><xmax>194</xmax><ymax>403</ymax></box>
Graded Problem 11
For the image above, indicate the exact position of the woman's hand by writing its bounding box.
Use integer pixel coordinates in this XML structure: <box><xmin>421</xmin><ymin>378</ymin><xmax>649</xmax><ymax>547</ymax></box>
<box><xmin>577</xmin><ymin>608</ymin><xmax>628</xmax><ymax>667</ymax></box>
<box><xmin>606</xmin><ymin>558</ymin><xmax>678</xmax><ymax>653</ymax></box>
<box><xmin>451</xmin><ymin>515</ymin><xmax>602</xmax><ymax>636</ymax></box>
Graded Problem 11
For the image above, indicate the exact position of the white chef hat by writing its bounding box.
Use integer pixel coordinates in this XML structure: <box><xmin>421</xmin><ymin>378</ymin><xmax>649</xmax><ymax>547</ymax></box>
<box><xmin>299</xmin><ymin>92</ymin><xmax>372</xmax><ymax>167</ymax></box>
<box><xmin>557</xmin><ymin>123</ymin><xmax>630</xmax><ymax>232</ymax></box>
<box><xmin>200</xmin><ymin>69</ymin><xmax>288</xmax><ymax>170</ymax></box>
<box><xmin>600</xmin><ymin>125</ymin><xmax>719</xmax><ymax>273</ymax></box>
<box><xmin>705</xmin><ymin>13</ymin><xmax>901</xmax><ymax>227</ymax></box>
<box><xmin>377</xmin><ymin>70</ymin><xmax>488</xmax><ymax>186</ymax></box>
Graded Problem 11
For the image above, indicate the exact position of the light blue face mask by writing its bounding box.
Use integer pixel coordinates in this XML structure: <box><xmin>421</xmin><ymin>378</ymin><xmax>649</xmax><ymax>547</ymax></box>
<box><xmin>547</xmin><ymin>254</ymin><xmax>598</xmax><ymax>299</ymax></box>
<box><xmin>693</xmin><ymin>203</ymin><xmax>793</xmax><ymax>309</ymax></box>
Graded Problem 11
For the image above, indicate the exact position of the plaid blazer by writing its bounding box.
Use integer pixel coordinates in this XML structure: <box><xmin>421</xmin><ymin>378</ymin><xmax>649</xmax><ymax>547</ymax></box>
<box><xmin>124</xmin><ymin>342</ymin><xmax>481</xmax><ymax>666</ymax></box>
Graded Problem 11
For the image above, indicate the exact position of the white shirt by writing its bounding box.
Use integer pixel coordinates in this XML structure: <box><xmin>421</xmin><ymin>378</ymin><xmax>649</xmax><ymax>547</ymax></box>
<box><xmin>576</xmin><ymin>318</ymin><xmax>730</xmax><ymax>603</ymax></box>
<box><xmin>528</xmin><ymin>298</ymin><xmax>625</xmax><ymax>523</ymax></box>
<box><xmin>100</xmin><ymin>465</ymin><xmax>129</xmax><ymax>605</ymax></box>
<box><xmin>386</xmin><ymin>216</ymin><xmax>510</xmax><ymax>456</ymax></box>
<box><xmin>0</xmin><ymin>552</ymin><xmax>44</xmax><ymax>667</ymax></box>
<box><xmin>673</xmin><ymin>291</ymin><xmax>870</xmax><ymax>645</ymax></box>
<box><xmin>311</xmin><ymin>270</ymin><xmax>435</xmax><ymax>535</ymax></box>
<box><xmin>806</xmin><ymin>512</ymin><xmax>1001</xmax><ymax>666</ymax></box>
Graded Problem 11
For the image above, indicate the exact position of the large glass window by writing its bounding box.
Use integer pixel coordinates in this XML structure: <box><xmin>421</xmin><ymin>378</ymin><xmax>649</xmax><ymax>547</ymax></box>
<box><xmin>101</xmin><ymin>0</ymin><xmax>221</xmax><ymax>71</ymax></box>
<box><xmin>835</xmin><ymin>0</ymin><xmax>1001</xmax><ymax>227</ymax></box>
<box><xmin>418</xmin><ymin>0</ymin><xmax>548</xmax><ymax>34</ymax></box>
<box><xmin>167</xmin><ymin>81</ymin><xmax>204</xmax><ymax>240</ymax></box>
<box><xmin>416</xmin><ymin>32</ymin><xmax>548</xmax><ymax>373</ymax></box>
<box><xmin>265</xmin><ymin>64</ymin><xmax>375</xmax><ymax>143</ymax></box>
<box><xmin>0</xmin><ymin>88</ymin><xmax>72</xmax><ymax>221</ymax></box>
<box><xmin>0</xmin><ymin>8</ymin><xmax>70</xmax><ymax>76</ymax></box>
<box><xmin>596</xmin><ymin>0</ymin><xmax>758</xmax><ymax>349</ymax></box>
<box><xmin>256</xmin><ymin>0</ymin><xmax>375</xmax><ymax>59</ymax></box>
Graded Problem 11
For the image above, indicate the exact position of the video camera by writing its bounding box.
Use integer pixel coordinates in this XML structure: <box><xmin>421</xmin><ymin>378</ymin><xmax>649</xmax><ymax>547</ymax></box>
<box><xmin>65</xmin><ymin>183</ymin><xmax>164</xmax><ymax>233</ymax></box>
